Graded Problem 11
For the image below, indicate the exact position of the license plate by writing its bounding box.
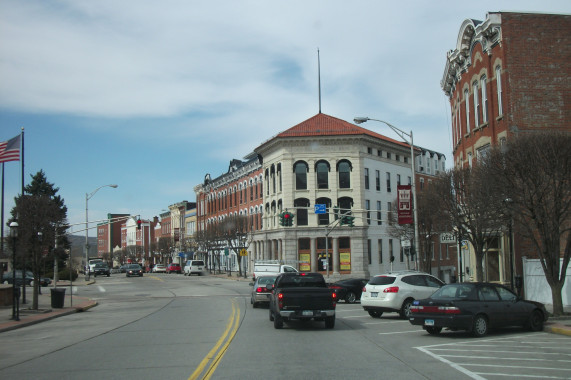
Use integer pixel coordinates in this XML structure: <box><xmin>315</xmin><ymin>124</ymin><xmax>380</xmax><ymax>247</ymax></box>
<box><xmin>424</xmin><ymin>319</ymin><xmax>434</xmax><ymax>326</ymax></box>
<box><xmin>302</xmin><ymin>310</ymin><xmax>313</xmax><ymax>316</ymax></box>
<box><xmin>371</xmin><ymin>292</ymin><xmax>378</xmax><ymax>297</ymax></box>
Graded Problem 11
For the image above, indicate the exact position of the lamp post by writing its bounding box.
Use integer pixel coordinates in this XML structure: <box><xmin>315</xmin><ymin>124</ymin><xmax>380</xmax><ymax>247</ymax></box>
<box><xmin>354</xmin><ymin>117</ymin><xmax>421</xmax><ymax>270</ymax></box>
<box><xmin>504</xmin><ymin>198</ymin><xmax>515</xmax><ymax>290</ymax></box>
<box><xmin>85</xmin><ymin>184</ymin><xmax>118</xmax><ymax>280</ymax></box>
<box><xmin>10</xmin><ymin>221</ymin><xmax>19</xmax><ymax>321</ymax></box>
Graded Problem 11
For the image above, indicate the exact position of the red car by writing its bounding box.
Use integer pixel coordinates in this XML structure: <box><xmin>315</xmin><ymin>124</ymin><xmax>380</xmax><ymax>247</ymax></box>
<box><xmin>166</xmin><ymin>263</ymin><xmax>182</xmax><ymax>274</ymax></box>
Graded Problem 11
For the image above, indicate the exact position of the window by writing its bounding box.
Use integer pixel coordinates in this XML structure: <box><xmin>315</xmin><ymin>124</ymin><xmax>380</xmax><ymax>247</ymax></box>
<box><xmin>387</xmin><ymin>202</ymin><xmax>392</xmax><ymax>224</ymax></box>
<box><xmin>365</xmin><ymin>200</ymin><xmax>370</xmax><ymax>225</ymax></box>
<box><xmin>420</xmin><ymin>178</ymin><xmax>424</xmax><ymax>190</ymax></box>
<box><xmin>389</xmin><ymin>239</ymin><xmax>394</xmax><ymax>262</ymax></box>
<box><xmin>473</xmin><ymin>81</ymin><xmax>479</xmax><ymax>128</ymax></box>
<box><xmin>481</xmin><ymin>75</ymin><xmax>488</xmax><ymax>123</ymax></box>
<box><xmin>316</xmin><ymin>197</ymin><xmax>331</xmax><ymax>225</ymax></box>
<box><xmin>364</xmin><ymin>168</ymin><xmax>369</xmax><ymax>190</ymax></box>
<box><xmin>367</xmin><ymin>147</ymin><xmax>372</xmax><ymax>154</ymax></box>
<box><xmin>294</xmin><ymin>161</ymin><xmax>308</xmax><ymax>190</ymax></box>
<box><xmin>477</xmin><ymin>144</ymin><xmax>490</xmax><ymax>161</ymax></box>
<box><xmin>464</xmin><ymin>89</ymin><xmax>470</xmax><ymax>133</ymax></box>
<box><xmin>386</xmin><ymin>172</ymin><xmax>391</xmax><ymax>192</ymax></box>
<box><xmin>408</xmin><ymin>176</ymin><xmax>411</xmax><ymax>185</ymax></box>
<box><xmin>468</xmin><ymin>152</ymin><xmax>473</xmax><ymax>168</ymax></box>
<box><xmin>376</xmin><ymin>201</ymin><xmax>382</xmax><ymax>225</ymax></box>
<box><xmin>397</xmin><ymin>174</ymin><xmax>401</xmax><ymax>186</ymax></box>
<box><xmin>378</xmin><ymin>239</ymin><xmax>383</xmax><ymax>264</ymax></box>
<box><xmin>395</xmin><ymin>154</ymin><xmax>400</xmax><ymax>162</ymax></box>
<box><xmin>386</xmin><ymin>151</ymin><xmax>391</xmax><ymax>159</ymax></box>
<box><xmin>495</xmin><ymin>65</ymin><xmax>503</xmax><ymax>116</ymax></box>
<box><xmin>367</xmin><ymin>240</ymin><xmax>372</xmax><ymax>265</ymax></box>
<box><xmin>316</xmin><ymin>161</ymin><xmax>329</xmax><ymax>189</ymax></box>
<box><xmin>375</xmin><ymin>170</ymin><xmax>380</xmax><ymax>191</ymax></box>
<box><xmin>294</xmin><ymin>198</ymin><xmax>310</xmax><ymax>226</ymax></box>
<box><xmin>338</xmin><ymin>161</ymin><xmax>351</xmax><ymax>189</ymax></box>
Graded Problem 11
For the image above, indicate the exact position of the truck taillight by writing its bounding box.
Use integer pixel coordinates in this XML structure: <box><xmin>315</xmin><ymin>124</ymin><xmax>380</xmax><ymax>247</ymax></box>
<box><xmin>383</xmin><ymin>286</ymin><xmax>399</xmax><ymax>293</ymax></box>
<box><xmin>332</xmin><ymin>292</ymin><xmax>337</xmax><ymax>302</ymax></box>
<box><xmin>278</xmin><ymin>292</ymin><xmax>283</xmax><ymax>309</ymax></box>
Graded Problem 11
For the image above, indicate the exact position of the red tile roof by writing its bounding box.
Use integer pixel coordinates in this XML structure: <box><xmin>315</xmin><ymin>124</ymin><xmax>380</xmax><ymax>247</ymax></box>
<box><xmin>271</xmin><ymin>113</ymin><xmax>409</xmax><ymax>148</ymax></box>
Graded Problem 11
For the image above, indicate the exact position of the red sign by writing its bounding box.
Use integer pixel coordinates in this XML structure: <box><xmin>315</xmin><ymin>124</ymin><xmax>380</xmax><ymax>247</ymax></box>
<box><xmin>397</xmin><ymin>185</ymin><xmax>413</xmax><ymax>225</ymax></box>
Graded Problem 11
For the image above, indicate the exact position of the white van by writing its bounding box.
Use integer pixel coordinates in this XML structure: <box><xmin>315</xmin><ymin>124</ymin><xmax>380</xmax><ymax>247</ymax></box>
<box><xmin>184</xmin><ymin>260</ymin><xmax>206</xmax><ymax>276</ymax></box>
<box><xmin>252</xmin><ymin>263</ymin><xmax>298</xmax><ymax>281</ymax></box>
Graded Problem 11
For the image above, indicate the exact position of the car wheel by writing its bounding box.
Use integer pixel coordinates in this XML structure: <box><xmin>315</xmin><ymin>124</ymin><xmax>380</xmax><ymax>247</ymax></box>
<box><xmin>273</xmin><ymin>314</ymin><xmax>283</xmax><ymax>329</ymax></box>
<box><xmin>426</xmin><ymin>327</ymin><xmax>442</xmax><ymax>335</ymax></box>
<box><xmin>107</xmin><ymin>274</ymin><xmax>110</xmax><ymax>277</ymax></box>
<box><xmin>400</xmin><ymin>298</ymin><xmax>414</xmax><ymax>319</ymax></box>
<box><xmin>472</xmin><ymin>314</ymin><xmax>488</xmax><ymax>337</ymax></box>
<box><xmin>325</xmin><ymin>316</ymin><xmax>335</xmax><ymax>329</ymax></box>
<box><xmin>345</xmin><ymin>292</ymin><xmax>356</xmax><ymax>304</ymax></box>
<box><xmin>253</xmin><ymin>300</ymin><xmax>258</xmax><ymax>308</ymax></box>
<box><xmin>368</xmin><ymin>310</ymin><xmax>383</xmax><ymax>318</ymax></box>
<box><xmin>527</xmin><ymin>310</ymin><xmax>544</xmax><ymax>331</ymax></box>
<box><xmin>269</xmin><ymin>309</ymin><xmax>274</xmax><ymax>321</ymax></box>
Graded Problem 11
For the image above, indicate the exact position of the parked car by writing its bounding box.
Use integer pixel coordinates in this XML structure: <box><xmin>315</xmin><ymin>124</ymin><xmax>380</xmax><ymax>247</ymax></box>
<box><xmin>92</xmin><ymin>263</ymin><xmax>111</xmax><ymax>277</ymax></box>
<box><xmin>125</xmin><ymin>264</ymin><xmax>143</xmax><ymax>277</ymax></box>
<box><xmin>152</xmin><ymin>264</ymin><xmax>167</xmax><ymax>273</ymax></box>
<box><xmin>3</xmin><ymin>270</ymin><xmax>51</xmax><ymax>287</ymax></box>
<box><xmin>409</xmin><ymin>282</ymin><xmax>549</xmax><ymax>337</ymax></box>
<box><xmin>167</xmin><ymin>263</ymin><xmax>181</xmax><ymax>274</ymax></box>
<box><xmin>328</xmin><ymin>278</ymin><xmax>368</xmax><ymax>303</ymax></box>
<box><xmin>119</xmin><ymin>265</ymin><xmax>127</xmax><ymax>273</ymax></box>
<box><xmin>249</xmin><ymin>275</ymin><xmax>277</xmax><ymax>307</ymax></box>
<box><xmin>361</xmin><ymin>270</ymin><xmax>444</xmax><ymax>319</ymax></box>
<box><xmin>184</xmin><ymin>260</ymin><xmax>206</xmax><ymax>276</ymax></box>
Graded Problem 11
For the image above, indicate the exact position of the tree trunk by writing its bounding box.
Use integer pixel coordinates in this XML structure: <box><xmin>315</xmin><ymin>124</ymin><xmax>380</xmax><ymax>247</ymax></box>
<box><xmin>549</xmin><ymin>282</ymin><xmax>564</xmax><ymax>317</ymax></box>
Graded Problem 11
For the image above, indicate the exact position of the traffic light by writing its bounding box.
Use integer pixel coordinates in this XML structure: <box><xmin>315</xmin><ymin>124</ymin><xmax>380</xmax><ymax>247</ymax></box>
<box><xmin>279</xmin><ymin>212</ymin><xmax>285</xmax><ymax>226</ymax></box>
<box><xmin>287</xmin><ymin>212</ymin><xmax>294</xmax><ymax>226</ymax></box>
<box><xmin>346</xmin><ymin>216</ymin><xmax>355</xmax><ymax>227</ymax></box>
<box><xmin>137</xmin><ymin>218</ymin><xmax>142</xmax><ymax>230</ymax></box>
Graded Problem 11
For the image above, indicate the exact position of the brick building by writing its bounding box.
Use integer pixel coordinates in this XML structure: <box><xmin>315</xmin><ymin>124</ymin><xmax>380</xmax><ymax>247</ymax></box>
<box><xmin>97</xmin><ymin>213</ymin><xmax>130</xmax><ymax>258</ymax></box>
<box><xmin>441</xmin><ymin>12</ymin><xmax>570</xmax><ymax>284</ymax></box>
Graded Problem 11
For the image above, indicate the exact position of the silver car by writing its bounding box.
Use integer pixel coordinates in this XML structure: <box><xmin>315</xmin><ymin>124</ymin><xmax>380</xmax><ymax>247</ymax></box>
<box><xmin>361</xmin><ymin>271</ymin><xmax>444</xmax><ymax>319</ymax></box>
<box><xmin>249</xmin><ymin>275</ymin><xmax>277</xmax><ymax>308</ymax></box>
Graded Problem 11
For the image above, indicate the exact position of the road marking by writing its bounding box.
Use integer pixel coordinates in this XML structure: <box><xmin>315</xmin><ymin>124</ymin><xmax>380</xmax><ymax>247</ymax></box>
<box><xmin>188</xmin><ymin>299</ymin><xmax>240</xmax><ymax>380</ymax></box>
<box><xmin>378</xmin><ymin>330</ymin><xmax>420</xmax><ymax>335</ymax></box>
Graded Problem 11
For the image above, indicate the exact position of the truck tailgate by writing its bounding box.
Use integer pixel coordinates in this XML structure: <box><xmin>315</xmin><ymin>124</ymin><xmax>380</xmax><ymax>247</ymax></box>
<box><xmin>280</xmin><ymin>288</ymin><xmax>335</xmax><ymax>310</ymax></box>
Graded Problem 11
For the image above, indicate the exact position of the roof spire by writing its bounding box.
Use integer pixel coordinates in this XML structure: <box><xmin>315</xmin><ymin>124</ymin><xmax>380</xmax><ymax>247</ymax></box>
<box><xmin>318</xmin><ymin>48</ymin><xmax>321</xmax><ymax>114</ymax></box>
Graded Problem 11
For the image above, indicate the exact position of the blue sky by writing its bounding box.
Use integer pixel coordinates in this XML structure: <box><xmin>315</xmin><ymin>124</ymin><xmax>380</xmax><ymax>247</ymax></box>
<box><xmin>1</xmin><ymin>1</ymin><xmax>570</xmax><ymax>232</ymax></box>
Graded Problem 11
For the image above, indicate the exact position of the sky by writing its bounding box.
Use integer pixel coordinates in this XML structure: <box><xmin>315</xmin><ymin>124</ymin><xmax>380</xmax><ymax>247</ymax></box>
<box><xmin>1</xmin><ymin>0</ymin><xmax>570</xmax><ymax>234</ymax></box>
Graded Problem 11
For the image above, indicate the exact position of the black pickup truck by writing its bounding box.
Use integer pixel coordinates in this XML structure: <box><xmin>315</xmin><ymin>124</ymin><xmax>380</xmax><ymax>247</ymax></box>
<box><xmin>268</xmin><ymin>272</ymin><xmax>337</xmax><ymax>329</ymax></box>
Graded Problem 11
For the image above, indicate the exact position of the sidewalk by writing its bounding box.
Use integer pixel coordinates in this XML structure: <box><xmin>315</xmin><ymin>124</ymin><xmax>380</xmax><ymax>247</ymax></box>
<box><xmin>1</xmin><ymin>274</ymin><xmax>569</xmax><ymax>336</ymax></box>
<box><xmin>0</xmin><ymin>280</ymin><xmax>98</xmax><ymax>333</ymax></box>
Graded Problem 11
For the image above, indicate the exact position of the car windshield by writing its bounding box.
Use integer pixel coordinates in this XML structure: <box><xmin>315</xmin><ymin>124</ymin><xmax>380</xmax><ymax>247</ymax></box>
<box><xmin>257</xmin><ymin>277</ymin><xmax>276</xmax><ymax>285</ymax></box>
<box><xmin>128</xmin><ymin>264</ymin><xmax>141</xmax><ymax>269</ymax></box>
<box><xmin>95</xmin><ymin>263</ymin><xmax>107</xmax><ymax>268</ymax></box>
<box><xmin>192</xmin><ymin>261</ymin><xmax>204</xmax><ymax>266</ymax></box>
<box><xmin>368</xmin><ymin>276</ymin><xmax>396</xmax><ymax>286</ymax></box>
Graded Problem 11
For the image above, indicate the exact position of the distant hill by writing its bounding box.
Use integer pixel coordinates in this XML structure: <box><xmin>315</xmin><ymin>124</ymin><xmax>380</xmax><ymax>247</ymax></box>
<box><xmin>67</xmin><ymin>235</ymin><xmax>98</xmax><ymax>259</ymax></box>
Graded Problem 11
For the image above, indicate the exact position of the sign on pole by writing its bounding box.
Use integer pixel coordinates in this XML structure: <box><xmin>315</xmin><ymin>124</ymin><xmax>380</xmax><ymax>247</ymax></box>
<box><xmin>314</xmin><ymin>204</ymin><xmax>326</xmax><ymax>214</ymax></box>
<box><xmin>440</xmin><ymin>233</ymin><xmax>457</xmax><ymax>244</ymax></box>
<box><xmin>397</xmin><ymin>185</ymin><xmax>413</xmax><ymax>224</ymax></box>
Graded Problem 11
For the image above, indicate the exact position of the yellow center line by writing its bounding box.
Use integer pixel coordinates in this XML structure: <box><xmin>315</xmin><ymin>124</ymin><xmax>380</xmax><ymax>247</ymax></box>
<box><xmin>188</xmin><ymin>299</ymin><xmax>240</xmax><ymax>380</ymax></box>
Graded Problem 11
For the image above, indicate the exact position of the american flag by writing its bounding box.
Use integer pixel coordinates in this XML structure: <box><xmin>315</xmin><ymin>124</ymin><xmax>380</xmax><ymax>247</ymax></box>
<box><xmin>0</xmin><ymin>135</ymin><xmax>21</xmax><ymax>163</ymax></box>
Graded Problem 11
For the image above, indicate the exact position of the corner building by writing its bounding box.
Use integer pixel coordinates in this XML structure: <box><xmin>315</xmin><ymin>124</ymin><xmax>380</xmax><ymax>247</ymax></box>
<box><xmin>441</xmin><ymin>12</ymin><xmax>570</xmax><ymax>283</ymax></box>
<box><xmin>250</xmin><ymin>113</ymin><xmax>418</xmax><ymax>278</ymax></box>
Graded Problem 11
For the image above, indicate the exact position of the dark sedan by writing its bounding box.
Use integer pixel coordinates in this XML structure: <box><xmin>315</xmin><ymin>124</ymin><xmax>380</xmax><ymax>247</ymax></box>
<box><xmin>3</xmin><ymin>270</ymin><xmax>52</xmax><ymax>287</ymax></box>
<box><xmin>93</xmin><ymin>263</ymin><xmax>110</xmax><ymax>277</ymax></box>
<box><xmin>409</xmin><ymin>282</ymin><xmax>548</xmax><ymax>337</ymax></box>
<box><xmin>328</xmin><ymin>278</ymin><xmax>368</xmax><ymax>303</ymax></box>
<box><xmin>125</xmin><ymin>264</ymin><xmax>143</xmax><ymax>277</ymax></box>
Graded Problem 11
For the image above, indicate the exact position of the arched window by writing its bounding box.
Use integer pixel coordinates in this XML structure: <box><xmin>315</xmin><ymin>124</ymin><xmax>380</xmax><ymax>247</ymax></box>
<box><xmin>294</xmin><ymin>198</ymin><xmax>310</xmax><ymax>226</ymax></box>
<box><xmin>316</xmin><ymin>197</ymin><xmax>331</xmax><ymax>225</ymax></box>
<box><xmin>315</xmin><ymin>160</ymin><xmax>330</xmax><ymax>189</ymax></box>
<box><xmin>337</xmin><ymin>160</ymin><xmax>352</xmax><ymax>189</ymax></box>
<box><xmin>294</xmin><ymin>161</ymin><xmax>308</xmax><ymax>190</ymax></box>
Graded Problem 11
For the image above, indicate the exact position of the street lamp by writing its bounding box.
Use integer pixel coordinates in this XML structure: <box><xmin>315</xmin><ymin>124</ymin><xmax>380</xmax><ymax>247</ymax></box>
<box><xmin>10</xmin><ymin>221</ymin><xmax>19</xmax><ymax>321</ymax></box>
<box><xmin>354</xmin><ymin>116</ymin><xmax>421</xmax><ymax>270</ymax></box>
<box><xmin>85</xmin><ymin>184</ymin><xmax>118</xmax><ymax>280</ymax></box>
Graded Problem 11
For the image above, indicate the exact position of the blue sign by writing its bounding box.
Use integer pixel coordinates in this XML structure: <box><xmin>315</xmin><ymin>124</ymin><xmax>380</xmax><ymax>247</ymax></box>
<box><xmin>314</xmin><ymin>204</ymin><xmax>326</xmax><ymax>214</ymax></box>
<box><xmin>178</xmin><ymin>252</ymin><xmax>185</xmax><ymax>257</ymax></box>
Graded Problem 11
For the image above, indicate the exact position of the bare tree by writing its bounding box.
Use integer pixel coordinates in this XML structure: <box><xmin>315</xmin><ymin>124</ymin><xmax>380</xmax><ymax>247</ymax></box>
<box><xmin>434</xmin><ymin>166</ymin><xmax>506</xmax><ymax>282</ymax></box>
<box><xmin>218</xmin><ymin>215</ymin><xmax>252</xmax><ymax>277</ymax></box>
<box><xmin>484</xmin><ymin>132</ymin><xmax>571</xmax><ymax>316</ymax></box>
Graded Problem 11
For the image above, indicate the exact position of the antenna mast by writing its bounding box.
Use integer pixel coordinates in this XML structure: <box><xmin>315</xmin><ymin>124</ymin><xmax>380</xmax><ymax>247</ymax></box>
<box><xmin>318</xmin><ymin>48</ymin><xmax>321</xmax><ymax>114</ymax></box>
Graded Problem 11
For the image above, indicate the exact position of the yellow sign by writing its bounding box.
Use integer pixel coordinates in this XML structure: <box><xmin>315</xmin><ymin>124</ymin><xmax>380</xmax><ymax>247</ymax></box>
<box><xmin>299</xmin><ymin>253</ymin><xmax>310</xmax><ymax>271</ymax></box>
<box><xmin>239</xmin><ymin>248</ymin><xmax>248</xmax><ymax>256</ymax></box>
<box><xmin>340</xmin><ymin>252</ymin><xmax>351</xmax><ymax>271</ymax></box>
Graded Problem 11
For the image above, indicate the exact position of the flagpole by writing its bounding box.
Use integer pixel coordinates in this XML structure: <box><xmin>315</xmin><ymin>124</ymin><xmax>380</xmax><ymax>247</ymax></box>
<box><xmin>1</xmin><ymin>163</ymin><xmax>4</xmax><ymax>258</ymax></box>
<box><xmin>20</xmin><ymin>128</ymin><xmax>26</xmax><ymax>304</ymax></box>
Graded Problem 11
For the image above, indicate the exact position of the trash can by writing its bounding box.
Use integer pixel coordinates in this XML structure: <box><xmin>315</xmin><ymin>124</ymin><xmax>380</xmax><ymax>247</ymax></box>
<box><xmin>50</xmin><ymin>288</ymin><xmax>66</xmax><ymax>308</ymax></box>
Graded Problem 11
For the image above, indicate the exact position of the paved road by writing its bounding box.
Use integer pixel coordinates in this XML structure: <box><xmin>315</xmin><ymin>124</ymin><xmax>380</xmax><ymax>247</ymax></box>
<box><xmin>0</xmin><ymin>274</ymin><xmax>569</xmax><ymax>380</ymax></box>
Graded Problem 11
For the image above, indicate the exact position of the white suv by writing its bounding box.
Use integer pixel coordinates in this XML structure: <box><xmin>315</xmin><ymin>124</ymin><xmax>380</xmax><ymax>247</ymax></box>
<box><xmin>184</xmin><ymin>260</ymin><xmax>206</xmax><ymax>276</ymax></box>
<box><xmin>361</xmin><ymin>271</ymin><xmax>444</xmax><ymax>319</ymax></box>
